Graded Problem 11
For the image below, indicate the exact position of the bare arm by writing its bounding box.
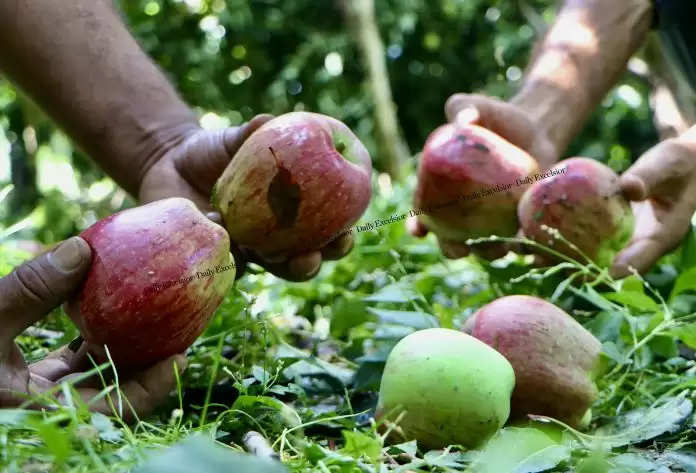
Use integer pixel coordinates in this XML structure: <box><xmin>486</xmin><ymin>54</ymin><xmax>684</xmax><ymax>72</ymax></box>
<box><xmin>512</xmin><ymin>0</ymin><xmax>654</xmax><ymax>155</ymax></box>
<box><xmin>0</xmin><ymin>0</ymin><xmax>352</xmax><ymax>282</ymax></box>
<box><xmin>0</xmin><ymin>0</ymin><xmax>199</xmax><ymax>197</ymax></box>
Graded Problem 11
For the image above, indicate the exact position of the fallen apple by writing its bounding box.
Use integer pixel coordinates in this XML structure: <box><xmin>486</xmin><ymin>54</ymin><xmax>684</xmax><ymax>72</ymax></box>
<box><xmin>212</xmin><ymin>112</ymin><xmax>372</xmax><ymax>261</ymax></box>
<box><xmin>66</xmin><ymin>198</ymin><xmax>235</xmax><ymax>369</ymax></box>
<box><xmin>377</xmin><ymin>328</ymin><xmax>515</xmax><ymax>449</ymax></box>
<box><xmin>413</xmin><ymin>123</ymin><xmax>539</xmax><ymax>250</ymax></box>
<box><xmin>517</xmin><ymin>157</ymin><xmax>634</xmax><ymax>267</ymax></box>
<box><xmin>464</xmin><ymin>295</ymin><xmax>602</xmax><ymax>427</ymax></box>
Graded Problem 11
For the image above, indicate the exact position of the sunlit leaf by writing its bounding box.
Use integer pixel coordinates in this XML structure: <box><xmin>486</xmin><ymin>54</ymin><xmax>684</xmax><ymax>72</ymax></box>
<box><xmin>340</xmin><ymin>430</ymin><xmax>381</xmax><ymax>462</ymax></box>
<box><xmin>363</xmin><ymin>282</ymin><xmax>419</xmax><ymax>303</ymax></box>
<box><xmin>468</xmin><ymin>427</ymin><xmax>570</xmax><ymax>473</ymax></box>
<box><xmin>367</xmin><ymin>308</ymin><xmax>438</xmax><ymax>329</ymax></box>
<box><xmin>670</xmin><ymin>267</ymin><xmax>696</xmax><ymax>302</ymax></box>
<box><xmin>603</xmin><ymin>291</ymin><xmax>660</xmax><ymax>312</ymax></box>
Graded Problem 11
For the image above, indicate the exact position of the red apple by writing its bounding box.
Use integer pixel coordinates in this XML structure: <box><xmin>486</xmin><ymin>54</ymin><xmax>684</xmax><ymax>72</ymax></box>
<box><xmin>212</xmin><ymin>112</ymin><xmax>372</xmax><ymax>261</ymax></box>
<box><xmin>464</xmin><ymin>295</ymin><xmax>602</xmax><ymax>427</ymax></box>
<box><xmin>66</xmin><ymin>198</ymin><xmax>235</xmax><ymax>369</ymax></box>
<box><xmin>413</xmin><ymin>123</ymin><xmax>539</xmax><ymax>254</ymax></box>
<box><xmin>517</xmin><ymin>158</ymin><xmax>634</xmax><ymax>267</ymax></box>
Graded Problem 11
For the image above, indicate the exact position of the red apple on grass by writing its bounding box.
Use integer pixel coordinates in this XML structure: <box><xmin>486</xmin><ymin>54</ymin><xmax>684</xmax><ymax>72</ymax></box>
<box><xmin>464</xmin><ymin>295</ymin><xmax>602</xmax><ymax>428</ymax></box>
<box><xmin>413</xmin><ymin>123</ymin><xmax>539</xmax><ymax>257</ymax></box>
<box><xmin>212</xmin><ymin>112</ymin><xmax>372</xmax><ymax>262</ymax></box>
<box><xmin>518</xmin><ymin>157</ymin><xmax>635</xmax><ymax>267</ymax></box>
<box><xmin>66</xmin><ymin>198</ymin><xmax>235</xmax><ymax>369</ymax></box>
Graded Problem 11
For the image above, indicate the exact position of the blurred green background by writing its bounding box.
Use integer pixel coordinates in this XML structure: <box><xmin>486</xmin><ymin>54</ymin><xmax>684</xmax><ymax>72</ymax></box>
<box><xmin>0</xmin><ymin>0</ymin><xmax>658</xmax><ymax>247</ymax></box>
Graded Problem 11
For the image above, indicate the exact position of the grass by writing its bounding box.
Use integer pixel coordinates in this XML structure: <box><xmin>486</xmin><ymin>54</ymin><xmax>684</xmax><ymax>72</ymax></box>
<box><xmin>3</xmin><ymin>177</ymin><xmax>696</xmax><ymax>472</ymax></box>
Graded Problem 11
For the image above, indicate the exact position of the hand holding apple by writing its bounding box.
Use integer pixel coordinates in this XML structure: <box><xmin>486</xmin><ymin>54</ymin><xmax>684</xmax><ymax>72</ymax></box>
<box><xmin>411</xmin><ymin>120</ymin><xmax>539</xmax><ymax>259</ymax></box>
<box><xmin>212</xmin><ymin>112</ymin><xmax>373</xmax><ymax>278</ymax></box>
<box><xmin>66</xmin><ymin>198</ymin><xmax>235</xmax><ymax>370</ymax></box>
<box><xmin>0</xmin><ymin>237</ymin><xmax>186</xmax><ymax>421</ymax></box>
<box><xmin>139</xmin><ymin>114</ymin><xmax>355</xmax><ymax>281</ymax></box>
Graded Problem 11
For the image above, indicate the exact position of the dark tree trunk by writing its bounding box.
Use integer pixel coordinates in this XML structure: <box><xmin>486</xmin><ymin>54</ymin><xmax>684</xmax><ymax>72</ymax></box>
<box><xmin>7</xmin><ymin>103</ymin><xmax>39</xmax><ymax>217</ymax></box>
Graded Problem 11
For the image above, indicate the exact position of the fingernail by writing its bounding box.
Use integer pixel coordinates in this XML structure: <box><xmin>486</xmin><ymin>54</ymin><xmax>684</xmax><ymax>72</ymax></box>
<box><xmin>50</xmin><ymin>237</ymin><xmax>88</xmax><ymax>272</ymax></box>
<box><xmin>68</xmin><ymin>335</ymin><xmax>84</xmax><ymax>352</ymax></box>
<box><xmin>206</xmin><ymin>211</ymin><xmax>223</xmax><ymax>224</ymax></box>
<box><xmin>456</xmin><ymin>107</ymin><xmax>479</xmax><ymax>126</ymax></box>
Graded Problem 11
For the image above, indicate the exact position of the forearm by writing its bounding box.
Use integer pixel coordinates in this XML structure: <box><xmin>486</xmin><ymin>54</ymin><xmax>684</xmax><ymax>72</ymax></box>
<box><xmin>0</xmin><ymin>0</ymin><xmax>199</xmax><ymax>197</ymax></box>
<box><xmin>512</xmin><ymin>0</ymin><xmax>654</xmax><ymax>156</ymax></box>
<box><xmin>679</xmin><ymin>125</ymin><xmax>696</xmax><ymax>149</ymax></box>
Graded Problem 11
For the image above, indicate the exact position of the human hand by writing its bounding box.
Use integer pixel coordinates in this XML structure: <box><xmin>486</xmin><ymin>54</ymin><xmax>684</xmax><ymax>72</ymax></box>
<box><xmin>0</xmin><ymin>236</ymin><xmax>187</xmax><ymax>422</ymax></box>
<box><xmin>444</xmin><ymin>93</ymin><xmax>559</xmax><ymax>168</ymax></box>
<box><xmin>611</xmin><ymin>135</ymin><xmax>696</xmax><ymax>278</ymax></box>
<box><xmin>408</xmin><ymin>93</ymin><xmax>558</xmax><ymax>259</ymax></box>
<box><xmin>138</xmin><ymin>115</ymin><xmax>355</xmax><ymax>282</ymax></box>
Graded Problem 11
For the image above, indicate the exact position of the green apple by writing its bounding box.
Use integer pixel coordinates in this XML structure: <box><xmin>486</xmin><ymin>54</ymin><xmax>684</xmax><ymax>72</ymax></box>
<box><xmin>377</xmin><ymin>328</ymin><xmax>515</xmax><ymax>450</ymax></box>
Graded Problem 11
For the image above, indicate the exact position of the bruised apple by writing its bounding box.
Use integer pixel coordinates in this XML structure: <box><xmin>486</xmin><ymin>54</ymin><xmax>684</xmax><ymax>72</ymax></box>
<box><xmin>66</xmin><ymin>198</ymin><xmax>235</xmax><ymax>369</ymax></box>
<box><xmin>464</xmin><ymin>295</ymin><xmax>602</xmax><ymax>427</ymax></box>
<box><xmin>377</xmin><ymin>328</ymin><xmax>515</xmax><ymax>449</ymax></box>
<box><xmin>213</xmin><ymin>112</ymin><xmax>372</xmax><ymax>261</ymax></box>
<box><xmin>518</xmin><ymin>158</ymin><xmax>634</xmax><ymax>267</ymax></box>
<box><xmin>413</xmin><ymin>123</ymin><xmax>539</xmax><ymax>249</ymax></box>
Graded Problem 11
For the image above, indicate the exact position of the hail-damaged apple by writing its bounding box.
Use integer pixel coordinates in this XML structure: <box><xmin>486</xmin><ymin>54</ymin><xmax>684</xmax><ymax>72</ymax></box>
<box><xmin>66</xmin><ymin>198</ymin><xmax>235</xmax><ymax>369</ymax></box>
<box><xmin>212</xmin><ymin>112</ymin><xmax>372</xmax><ymax>261</ymax></box>
<box><xmin>464</xmin><ymin>295</ymin><xmax>602</xmax><ymax>428</ymax></box>
<box><xmin>518</xmin><ymin>157</ymin><xmax>634</xmax><ymax>267</ymax></box>
<box><xmin>413</xmin><ymin>123</ymin><xmax>539</xmax><ymax>254</ymax></box>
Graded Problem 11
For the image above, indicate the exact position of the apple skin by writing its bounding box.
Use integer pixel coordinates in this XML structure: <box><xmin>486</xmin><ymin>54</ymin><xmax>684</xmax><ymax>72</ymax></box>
<box><xmin>464</xmin><ymin>295</ymin><xmax>602</xmax><ymax>428</ymax></box>
<box><xmin>377</xmin><ymin>328</ymin><xmax>515</xmax><ymax>450</ymax></box>
<box><xmin>66</xmin><ymin>198</ymin><xmax>235</xmax><ymax>369</ymax></box>
<box><xmin>413</xmin><ymin>123</ymin><xmax>539</xmax><ymax>247</ymax></box>
<box><xmin>517</xmin><ymin>157</ymin><xmax>634</xmax><ymax>267</ymax></box>
<box><xmin>213</xmin><ymin>112</ymin><xmax>372</xmax><ymax>261</ymax></box>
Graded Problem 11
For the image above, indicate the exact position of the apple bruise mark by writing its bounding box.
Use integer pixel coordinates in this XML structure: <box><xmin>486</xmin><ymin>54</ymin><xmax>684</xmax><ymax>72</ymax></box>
<box><xmin>267</xmin><ymin>147</ymin><xmax>301</xmax><ymax>228</ymax></box>
<box><xmin>456</xmin><ymin>134</ymin><xmax>490</xmax><ymax>154</ymax></box>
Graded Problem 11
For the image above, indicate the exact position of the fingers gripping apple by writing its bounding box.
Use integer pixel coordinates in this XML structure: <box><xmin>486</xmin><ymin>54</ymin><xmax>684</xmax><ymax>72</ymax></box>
<box><xmin>66</xmin><ymin>198</ymin><xmax>235</xmax><ymax>369</ymax></box>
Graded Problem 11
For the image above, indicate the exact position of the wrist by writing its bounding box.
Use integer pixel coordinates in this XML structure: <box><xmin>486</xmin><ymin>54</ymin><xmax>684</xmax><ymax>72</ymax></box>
<box><xmin>134</xmin><ymin>117</ymin><xmax>201</xmax><ymax>196</ymax></box>
<box><xmin>679</xmin><ymin>126</ymin><xmax>696</xmax><ymax>150</ymax></box>
<box><xmin>511</xmin><ymin>81</ymin><xmax>587</xmax><ymax>159</ymax></box>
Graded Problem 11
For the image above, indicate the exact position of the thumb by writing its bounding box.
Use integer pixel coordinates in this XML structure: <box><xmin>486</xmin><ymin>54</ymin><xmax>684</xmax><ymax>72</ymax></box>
<box><xmin>619</xmin><ymin>140</ymin><xmax>686</xmax><ymax>202</ymax></box>
<box><xmin>444</xmin><ymin>93</ymin><xmax>537</xmax><ymax>153</ymax></box>
<box><xmin>174</xmin><ymin>114</ymin><xmax>273</xmax><ymax>195</ymax></box>
<box><xmin>619</xmin><ymin>162</ymin><xmax>655</xmax><ymax>202</ymax></box>
<box><xmin>222</xmin><ymin>114</ymin><xmax>273</xmax><ymax>158</ymax></box>
<box><xmin>0</xmin><ymin>236</ymin><xmax>92</xmax><ymax>343</ymax></box>
<box><xmin>610</xmin><ymin>237</ymin><xmax>666</xmax><ymax>279</ymax></box>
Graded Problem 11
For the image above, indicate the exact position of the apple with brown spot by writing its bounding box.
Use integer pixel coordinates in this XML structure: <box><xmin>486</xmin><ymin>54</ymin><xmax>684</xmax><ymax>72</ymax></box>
<box><xmin>212</xmin><ymin>112</ymin><xmax>372</xmax><ymax>261</ymax></box>
<box><xmin>414</xmin><ymin>123</ymin><xmax>539</xmax><ymax>257</ymax></box>
<box><xmin>517</xmin><ymin>157</ymin><xmax>634</xmax><ymax>267</ymax></box>
<box><xmin>66</xmin><ymin>198</ymin><xmax>235</xmax><ymax>369</ymax></box>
